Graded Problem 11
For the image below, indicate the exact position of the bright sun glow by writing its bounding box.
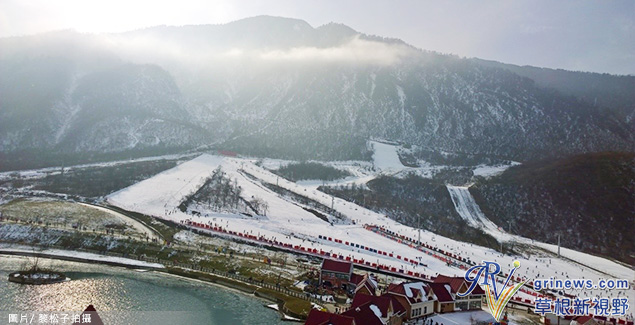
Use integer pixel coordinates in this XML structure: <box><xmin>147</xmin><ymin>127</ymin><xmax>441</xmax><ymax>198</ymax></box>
<box><xmin>4</xmin><ymin>0</ymin><xmax>240</xmax><ymax>36</ymax></box>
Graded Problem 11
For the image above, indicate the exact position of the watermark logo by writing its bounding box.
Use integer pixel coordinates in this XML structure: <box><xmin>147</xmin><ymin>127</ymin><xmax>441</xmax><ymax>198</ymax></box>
<box><xmin>459</xmin><ymin>260</ymin><xmax>527</xmax><ymax>322</ymax></box>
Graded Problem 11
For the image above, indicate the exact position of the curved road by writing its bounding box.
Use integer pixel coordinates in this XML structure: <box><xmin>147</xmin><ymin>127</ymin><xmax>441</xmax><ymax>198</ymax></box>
<box><xmin>79</xmin><ymin>203</ymin><xmax>163</xmax><ymax>242</ymax></box>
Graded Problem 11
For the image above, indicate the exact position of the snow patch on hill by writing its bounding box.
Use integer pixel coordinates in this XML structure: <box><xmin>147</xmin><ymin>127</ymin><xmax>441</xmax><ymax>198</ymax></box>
<box><xmin>472</xmin><ymin>162</ymin><xmax>520</xmax><ymax>178</ymax></box>
<box><xmin>370</xmin><ymin>140</ymin><xmax>407</xmax><ymax>172</ymax></box>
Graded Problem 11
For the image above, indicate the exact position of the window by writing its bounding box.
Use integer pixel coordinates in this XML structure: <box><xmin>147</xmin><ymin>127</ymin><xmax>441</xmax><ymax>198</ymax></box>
<box><xmin>424</xmin><ymin>306</ymin><xmax>427</xmax><ymax>315</ymax></box>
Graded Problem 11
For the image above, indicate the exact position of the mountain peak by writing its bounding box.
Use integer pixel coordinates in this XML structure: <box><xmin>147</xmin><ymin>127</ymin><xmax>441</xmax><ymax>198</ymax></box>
<box><xmin>317</xmin><ymin>22</ymin><xmax>357</xmax><ymax>33</ymax></box>
<box><xmin>226</xmin><ymin>15</ymin><xmax>314</xmax><ymax>32</ymax></box>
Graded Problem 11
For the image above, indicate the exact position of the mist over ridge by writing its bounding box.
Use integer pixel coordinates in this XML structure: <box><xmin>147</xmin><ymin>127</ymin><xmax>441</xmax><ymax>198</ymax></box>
<box><xmin>0</xmin><ymin>16</ymin><xmax>633</xmax><ymax>169</ymax></box>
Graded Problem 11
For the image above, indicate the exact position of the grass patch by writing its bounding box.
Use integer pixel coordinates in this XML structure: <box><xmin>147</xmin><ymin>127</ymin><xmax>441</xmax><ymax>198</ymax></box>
<box><xmin>0</xmin><ymin>200</ymin><xmax>143</xmax><ymax>236</ymax></box>
<box><xmin>256</xmin><ymin>287</ymin><xmax>312</xmax><ymax>318</ymax></box>
<box><xmin>105</xmin><ymin>205</ymin><xmax>179</xmax><ymax>242</ymax></box>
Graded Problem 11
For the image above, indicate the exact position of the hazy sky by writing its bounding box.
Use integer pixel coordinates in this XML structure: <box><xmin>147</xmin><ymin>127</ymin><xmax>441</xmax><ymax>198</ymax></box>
<box><xmin>1</xmin><ymin>0</ymin><xmax>633</xmax><ymax>75</ymax></box>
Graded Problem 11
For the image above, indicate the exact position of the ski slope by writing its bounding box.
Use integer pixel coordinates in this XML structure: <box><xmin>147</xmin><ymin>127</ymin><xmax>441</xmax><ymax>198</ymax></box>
<box><xmin>369</xmin><ymin>140</ymin><xmax>407</xmax><ymax>172</ymax></box>
<box><xmin>107</xmin><ymin>154</ymin><xmax>634</xmax><ymax>308</ymax></box>
<box><xmin>446</xmin><ymin>185</ymin><xmax>515</xmax><ymax>241</ymax></box>
<box><xmin>108</xmin><ymin>155</ymin><xmax>459</xmax><ymax>277</ymax></box>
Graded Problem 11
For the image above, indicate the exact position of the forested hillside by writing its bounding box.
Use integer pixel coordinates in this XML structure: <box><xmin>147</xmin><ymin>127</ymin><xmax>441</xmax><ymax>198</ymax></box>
<box><xmin>471</xmin><ymin>152</ymin><xmax>635</xmax><ymax>264</ymax></box>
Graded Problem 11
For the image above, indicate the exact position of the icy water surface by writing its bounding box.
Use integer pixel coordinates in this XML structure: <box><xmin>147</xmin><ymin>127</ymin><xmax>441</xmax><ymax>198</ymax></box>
<box><xmin>0</xmin><ymin>255</ymin><xmax>288</xmax><ymax>324</ymax></box>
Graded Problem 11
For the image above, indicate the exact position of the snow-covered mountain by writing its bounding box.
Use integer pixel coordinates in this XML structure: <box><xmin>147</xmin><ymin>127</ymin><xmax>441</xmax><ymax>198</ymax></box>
<box><xmin>0</xmin><ymin>16</ymin><xmax>633</xmax><ymax>169</ymax></box>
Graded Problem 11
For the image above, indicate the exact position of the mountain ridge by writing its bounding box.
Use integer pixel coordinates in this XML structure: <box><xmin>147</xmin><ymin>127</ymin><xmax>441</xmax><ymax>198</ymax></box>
<box><xmin>0</xmin><ymin>16</ymin><xmax>632</xmax><ymax>168</ymax></box>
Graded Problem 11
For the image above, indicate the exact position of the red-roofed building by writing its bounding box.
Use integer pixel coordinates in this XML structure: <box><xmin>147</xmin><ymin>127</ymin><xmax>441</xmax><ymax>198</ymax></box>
<box><xmin>348</xmin><ymin>273</ymin><xmax>379</xmax><ymax>296</ymax></box>
<box><xmin>320</xmin><ymin>259</ymin><xmax>354</xmax><ymax>289</ymax></box>
<box><xmin>344</xmin><ymin>293</ymin><xmax>404</xmax><ymax>325</ymax></box>
<box><xmin>305</xmin><ymin>309</ymin><xmax>356</xmax><ymax>325</ymax></box>
<box><xmin>428</xmin><ymin>282</ymin><xmax>455</xmax><ymax>313</ymax></box>
<box><xmin>433</xmin><ymin>275</ymin><xmax>484</xmax><ymax>311</ymax></box>
<box><xmin>386</xmin><ymin>281</ymin><xmax>436</xmax><ymax>320</ymax></box>
<box><xmin>351</xmin><ymin>293</ymin><xmax>394</xmax><ymax>319</ymax></box>
<box><xmin>342</xmin><ymin>304</ymin><xmax>383</xmax><ymax>325</ymax></box>
<box><xmin>381</xmin><ymin>293</ymin><xmax>407</xmax><ymax>323</ymax></box>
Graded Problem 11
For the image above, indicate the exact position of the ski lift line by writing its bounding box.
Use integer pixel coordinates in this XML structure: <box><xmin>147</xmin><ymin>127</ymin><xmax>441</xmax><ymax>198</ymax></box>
<box><xmin>237</xmin><ymin>168</ymin><xmax>350</xmax><ymax>224</ymax></box>
<box><xmin>238</xmin><ymin>160</ymin><xmax>372</xmax><ymax>221</ymax></box>
<box><xmin>241</xmin><ymin>161</ymin><xmax>335</xmax><ymax>204</ymax></box>
<box><xmin>167</xmin><ymin>169</ymin><xmax>211</xmax><ymax>204</ymax></box>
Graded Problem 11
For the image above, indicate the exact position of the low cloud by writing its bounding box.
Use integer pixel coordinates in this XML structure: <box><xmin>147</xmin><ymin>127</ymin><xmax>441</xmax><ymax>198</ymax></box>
<box><xmin>100</xmin><ymin>34</ymin><xmax>415</xmax><ymax>68</ymax></box>
<box><xmin>256</xmin><ymin>36</ymin><xmax>415</xmax><ymax>65</ymax></box>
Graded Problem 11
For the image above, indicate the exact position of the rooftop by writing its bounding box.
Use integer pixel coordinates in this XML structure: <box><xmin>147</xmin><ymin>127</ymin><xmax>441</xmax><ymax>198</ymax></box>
<box><xmin>428</xmin><ymin>282</ymin><xmax>454</xmax><ymax>303</ymax></box>
<box><xmin>434</xmin><ymin>275</ymin><xmax>485</xmax><ymax>295</ymax></box>
<box><xmin>321</xmin><ymin>259</ymin><xmax>353</xmax><ymax>274</ymax></box>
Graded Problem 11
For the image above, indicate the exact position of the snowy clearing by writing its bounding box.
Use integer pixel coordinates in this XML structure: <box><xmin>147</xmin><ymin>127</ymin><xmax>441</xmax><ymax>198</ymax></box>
<box><xmin>369</xmin><ymin>140</ymin><xmax>407</xmax><ymax>172</ymax></box>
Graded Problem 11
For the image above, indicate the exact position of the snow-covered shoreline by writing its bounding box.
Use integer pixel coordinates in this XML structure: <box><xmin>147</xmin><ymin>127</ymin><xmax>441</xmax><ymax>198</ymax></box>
<box><xmin>0</xmin><ymin>244</ymin><xmax>164</xmax><ymax>269</ymax></box>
